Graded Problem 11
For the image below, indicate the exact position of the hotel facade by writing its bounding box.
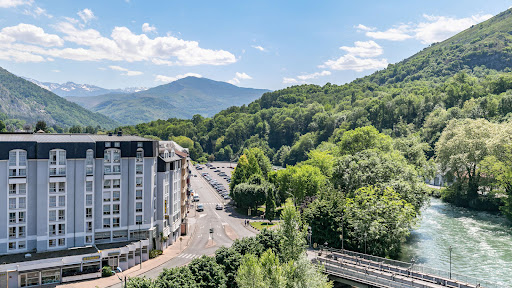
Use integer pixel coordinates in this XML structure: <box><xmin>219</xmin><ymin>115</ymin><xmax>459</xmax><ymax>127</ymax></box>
<box><xmin>0</xmin><ymin>132</ymin><xmax>189</xmax><ymax>287</ymax></box>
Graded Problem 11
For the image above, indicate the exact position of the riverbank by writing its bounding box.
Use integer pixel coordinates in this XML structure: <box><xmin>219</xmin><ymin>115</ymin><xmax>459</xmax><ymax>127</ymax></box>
<box><xmin>400</xmin><ymin>197</ymin><xmax>512</xmax><ymax>286</ymax></box>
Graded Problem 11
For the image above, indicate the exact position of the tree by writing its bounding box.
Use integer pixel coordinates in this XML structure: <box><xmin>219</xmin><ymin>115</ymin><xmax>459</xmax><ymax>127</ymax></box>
<box><xmin>127</xmin><ymin>277</ymin><xmax>155</xmax><ymax>288</ymax></box>
<box><xmin>344</xmin><ymin>186</ymin><xmax>416</xmax><ymax>258</ymax></box>
<box><xmin>69</xmin><ymin>125</ymin><xmax>83</xmax><ymax>133</ymax></box>
<box><xmin>231</xmin><ymin>183</ymin><xmax>268</xmax><ymax>210</ymax></box>
<box><xmin>215</xmin><ymin>247</ymin><xmax>242</xmax><ymax>288</ymax></box>
<box><xmin>235</xmin><ymin>254</ymin><xmax>265</xmax><ymax>288</ymax></box>
<box><xmin>265</xmin><ymin>190</ymin><xmax>276</xmax><ymax>223</ymax></box>
<box><xmin>436</xmin><ymin>119</ymin><xmax>510</xmax><ymax>204</ymax></box>
<box><xmin>35</xmin><ymin>120</ymin><xmax>47</xmax><ymax>132</ymax></box>
<box><xmin>279</xmin><ymin>199</ymin><xmax>306</xmax><ymax>262</ymax></box>
<box><xmin>0</xmin><ymin>120</ymin><xmax>5</xmax><ymax>132</ymax></box>
<box><xmin>337</xmin><ymin>125</ymin><xmax>392</xmax><ymax>155</ymax></box>
<box><xmin>157</xmin><ymin>267</ymin><xmax>199</xmax><ymax>288</ymax></box>
<box><xmin>187</xmin><ymin>256</ymin><xmax>227</xmax><ymax>288</ymax></box>
<box><xmin>274</xmin><ymin>164</ymin><xmax>327</xmax><ymax>205</ymax></box>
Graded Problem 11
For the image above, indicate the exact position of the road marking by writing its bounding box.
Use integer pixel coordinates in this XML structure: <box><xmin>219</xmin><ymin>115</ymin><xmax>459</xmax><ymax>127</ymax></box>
<box><xmin>199</xmin><ymin>214</ymin><xmax>207</xmax><ymax>218</ymax></box>
<box><xmin>178</xmin><ymin>253</ymin><xmax>200</xmax><ymax>259</ymax></box>
<box><xmin>213</xmin><ymin>210</ymin><xmax>221</xmax><ymax>219</ymax></box>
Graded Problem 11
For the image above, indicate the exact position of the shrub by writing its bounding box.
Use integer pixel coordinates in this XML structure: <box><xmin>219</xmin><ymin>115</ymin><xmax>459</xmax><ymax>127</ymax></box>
<box><xmin>149</xmin><ymin>249</ymin><xmax>163</xmax><ymax>259</ymax></box>
<box><xmin>102</xmin><ymin>266</ymin><xmax>113</xmax><ymax>277</ymax></box>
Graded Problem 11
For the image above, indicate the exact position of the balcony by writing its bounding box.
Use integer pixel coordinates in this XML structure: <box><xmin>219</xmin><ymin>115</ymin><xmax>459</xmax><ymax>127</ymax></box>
<box><xmin>9</xmin><ymin>168</ymin><xmax>27</xmax><ymax>178</ymax></box>
<box><xmin>49</xmin><ymin>168</ymin><xmax>66</xmax><ymax>177</ymax></box>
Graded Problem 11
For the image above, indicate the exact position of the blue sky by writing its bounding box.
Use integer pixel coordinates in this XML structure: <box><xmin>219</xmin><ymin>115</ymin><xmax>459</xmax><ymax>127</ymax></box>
<box><xmin>0</xmin><ymin>0</ymin><xmax>511</xmax><ymax>90</ymax></box>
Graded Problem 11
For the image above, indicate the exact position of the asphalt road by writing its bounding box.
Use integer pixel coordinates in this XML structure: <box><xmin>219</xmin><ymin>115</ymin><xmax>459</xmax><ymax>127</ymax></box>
<box><xmin>110</xmin><ymin>162</ymin><xmax>254</xmax><ymax>285</ymax></box>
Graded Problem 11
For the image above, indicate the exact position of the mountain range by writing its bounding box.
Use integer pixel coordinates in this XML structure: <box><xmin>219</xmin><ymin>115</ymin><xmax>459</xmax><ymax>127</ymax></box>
<box><xmin>24</xmin><ymin>78</ymin><xmax>148</xmax><ymax>97</ymax></box>
<box><xmin>0</xmin><ymin>67</ymin><xmax>117</xmax><ymax>129</ymax></box>
<box><xmin>66</xmin><ymin>77</ymin><xmax>270</xmax><ymax>125</ymax></box>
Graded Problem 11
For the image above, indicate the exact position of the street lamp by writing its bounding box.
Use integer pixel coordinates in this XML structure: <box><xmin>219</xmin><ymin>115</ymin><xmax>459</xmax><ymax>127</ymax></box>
<box><xmin>115</xmin><ymin>267</ymin><xmax>127</xmax><ymax>288</ymax></box>
<box><xmin>324</xmin><ymin>242</ymin><xmax>328</xmax><ymax>255</ymax></box>
<box><xmin>449</xmin><ymin>245</ymin><xmax>452</xmax><ymax>279</ymax></box>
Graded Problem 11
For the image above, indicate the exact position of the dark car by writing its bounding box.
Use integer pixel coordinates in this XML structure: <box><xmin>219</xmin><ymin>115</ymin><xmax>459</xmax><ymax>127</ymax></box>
<box><xmin>216</xmin><ymin>204</ymin><xmax>223</xmax><ymax>210</ymax></box>
<box><xmin>196</xmin><ymin>204</ymin><xmax>204</xmax><ymax>212</ymax></box>
<box><xmin>223</xmin><ymin>195</ymin><xmax>231</xmax><ymax>200</ymax></box>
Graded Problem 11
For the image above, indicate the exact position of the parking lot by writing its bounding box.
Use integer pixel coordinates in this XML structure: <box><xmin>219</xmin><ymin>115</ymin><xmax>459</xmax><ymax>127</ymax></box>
<box><xmin>195</xmin><ymin>161</ymin><xmax>236</xmax><ymax>204</ymax></box>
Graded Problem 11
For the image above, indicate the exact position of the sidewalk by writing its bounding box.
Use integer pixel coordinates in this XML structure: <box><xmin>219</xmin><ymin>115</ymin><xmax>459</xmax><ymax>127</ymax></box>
<box><xmin>57</xmin><ymin>218</ymin><xmax>197</xmax><ymax>288</ymax></box>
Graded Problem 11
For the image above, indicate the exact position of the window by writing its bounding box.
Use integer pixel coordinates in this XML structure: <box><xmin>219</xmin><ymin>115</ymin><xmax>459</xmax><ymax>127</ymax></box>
<box><xmin>41</xmin><ymin>269</ymin><xmax>61</xmax><ymax>285</ymax></box>
<box><xmin>103</xmin><ymin>218</ymin><xmax>110</xmax><ymax>228</ymax></box>
<box><xmin>114</xmin><ymin>142</ymin><xmax>120</xmax><ymax>148</ymax></box>
<box><xmin>58</xmin><ymin>183</ymin><xmax>65</xmax><ymax>193</ymax></box>
<box><xmin>58</xmin><ymin>196</ymin><xmax>65</xmax><ymax>207</ymax></box>
<box><xmin>103</xmin><ymin>192</ymin><xmax>111</xmax><ymax>202</ymax></box>
<box><xmin>104</xmin><ymin>152</ymin><xmax>111</xmax><ymax>162</ymax></box>
<box><xmin>137</xmin><ymin>142</ymin><xmax>143</xmax><ymax>148</ymax></box>
<box><xmin>19</xmin><ymin>226</ymin><xmax>25</xmax><ymax>238</ymax></box>
<box><xmin>86</xmin><ymin>236</ymin><xmax>92</xmax><ymax>243</ymax></box>
<box><xmin>9</xmin><ymin>184</ymin><xmax>16</xmax><ymax>194</ymax></box>
<box><xmin>104</xmin><ymin>179</ymin><xmax>111</xmax><ymax>189</ymax></box>
<box><xmin>113</xmin><ymin>165</ymin><xmax>121</xmax><ymax>173</ymax></box>
<box><xmin>9</xmin><ymin>150</ymin><xmax>27</xmax><ymax>167</ymax></box>
<box><xmin>136</xmin><ymin>165</ymin><xmax>143</xmax><ymax>174</ymax></box>
<box><xmin>19</xmin><ymin>211</ymin><xmax>25</xmax><ymax>222</ymax></box>
<box><xmin>136</xmin><ymin>151</ymin><xmax>143</xmax><ymax>162</ymax></box>
<box><xmin>8</xmin><ymin>242</ymin><xmax>15</xmax><ymax>250</ymax></box>
<box><xmin>136</xmin><ymin>202</ymin><xmax>143</xmax><ymax>213</ymax></box>
<box><xmin>113</xmin><ymin>217</ymin><xmax>120</xmax><ymax>227</ymax></box>
<box><xmin>86</xmin><ymin>194</ymin><xmax>93</xmax><ymax>205</ymax></box>
<box><xmin>86</xmin><ymin>150</ymin><xmax>94</xmax><ymax>165</ymax></box>
<box><xmin>113</xmin><ymin>191</ymin><xmax>120</xmax><ymax>201</ymax></box>
<box><xmin>86</xmin><ymin>166</ymin><xmax>94</xmax><ymax>175</ymax></box>
<box><xmin>113</xmin><ymin>204</ymin><xmax>120</xmax><ymax>214</ymax></box>
<box><xmin>105</xmin><ymin>142</ymin><xmax>111</xmax><ymax>148</ymax></box>
<box><xmin>86</xmin><ymin>208</ymin><xmax>93</xmax><ymax>218</ymax></box>
<box><xmin>49</xmin><ymin>239</ymin><xmax>56</xmax><ymax>247</ymax></box>
<box><xmin>18</xmin><ymin>241</ymin><xmax>26</xmax><ymax>249</ymax></box>
<box><xmin>9</xmin><ymin>151</ymin><xmax>16</xmax><ymax>166</ymax></box>
<box><xmin>9</xmin><ymin>212</ymin><xmax>16</xmax><ymax>223</ymax></box>
<box><xmin>9</xmin><ymin>227</ymin><xmax>16</xmax><ymax>238</ymax></box>
<box><xmin>19</xmin><ymin>183</ymin><xmax>26</xmax><ymax>194</ymax></box>
<box><xmin>9</xmin><ymin>198</ymin><xmax>16</xmax><ymax>209</ymax></box>
<box><xmin>136</xmin><ymin>215</ymin><xmax>142</xmax><ymax>225</ymax></box>
<box><xmin>136</xmin><ymin>190</ymin><xmax>143</xmax><ymax>200</ymax></box>
<box><xmin>58</xmin><ymin>238</ymin><xmax>65</xmax><ymax>246</ymax></box>
<box><xmin>20</xmin><ymin>272</ymin><xmax>40</xmax><ymax>287</ymax></box>
<box><xmin>104</xmin><ymin>166</ymin><xmax>112</xmax><ymax>174</ymax></box>
<box><xmin>103</xmin><ymin>205</ymin><xmax>110</xmax><ymax>215</ymax></box>
<box><xmin>49</xmin><ymin>225</ymin><xmax>56</xmax><ymax>236</ymax></box>
<box><xmin>49</xmin><ymin>183</ymin><xmax>56</xmax><ymax>193</ymax></box>
<box><xmin>86</xmin><ymin>221</ymin><xmax>93</xmax><ymax>232</ymax></box>
<box><xmin>49</xmin><ymin>210</ymin><xmax>56</xmax><ymax>222</ymax></box>
<box><xmin>86</xmin><ymin>181</ymin><xmax>93</xmax><ymax>192</ymax></box>
<box><xmin>19</xmin><ymin>197</ymin><xmax>26</xmax><ymax>209</ymax></box>
<box><xmin>58</xmin><ymin>210</ymin><xmax>65</xmax><ymax>221</ymax></box>
<box><xmin>49</xmin><ymin>196</ymin><xmax>56</xmax><ymax>207</ymax></box>
<box><xmin>136</xmin><ymin>177</ymin><xmax>143</xmax><ymax>187</ymax></box>
<box><xmin>58</xmin><ymin>224</ymin><xmax>65</xmax><ymax>234</ymax></box>
<box><xmin>113</xmin><ymin>150</ymin><xmax>120</xmax><ymax>162</ymax></box>
<box><xmin>113</xmin><ymin>179</ymin><xmax>120</xmax><ymax>188</ymax></box>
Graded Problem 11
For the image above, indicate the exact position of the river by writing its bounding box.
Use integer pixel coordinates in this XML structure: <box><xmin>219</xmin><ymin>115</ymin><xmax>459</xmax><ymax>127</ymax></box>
<box><xmin>400</xmin><ymin>197</ymin><xmax>512</xmax><ymax>287</ymax></box>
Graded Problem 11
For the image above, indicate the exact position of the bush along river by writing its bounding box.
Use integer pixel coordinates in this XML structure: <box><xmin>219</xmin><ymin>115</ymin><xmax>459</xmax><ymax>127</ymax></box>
<box><xmin>400</xmin><ymin>197</ymin><xmax>512</xmax><ymax>287</ymax></box>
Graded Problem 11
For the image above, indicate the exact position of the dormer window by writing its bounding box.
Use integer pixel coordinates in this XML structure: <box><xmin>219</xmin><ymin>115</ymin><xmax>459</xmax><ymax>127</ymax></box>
<box><xmin>49</xmin><ymin>150</ymin><xmax>66</xmax><ymax>176</ymax></box>
<box><xmin>105</xmin><ymin>142</ymin><xmax>111</xmax><ymax>148</ymax></box>
<box><xmin>164</xmin><ymin>150</ymin><xmax>169</xmax><ymax>159</ymax></box>
<box><xmin>9</xmin><ymin>150</ymin><xmax>27</xmax><ymax>177</ymax></box>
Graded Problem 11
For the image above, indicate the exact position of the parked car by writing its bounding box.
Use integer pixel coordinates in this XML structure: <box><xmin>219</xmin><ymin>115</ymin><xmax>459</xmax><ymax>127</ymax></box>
<box><xmin>216</xmin><ymin>204</ymin><xmax>223</xmax><ymax>210</ymax></box>
<box><xmin>214</xmin><ymin>169</ymin><xmax>220</xmax><ymax>172</ymax></box>
<box><xmin>196</xmin><ymin>204</ymin><xmax>204</xmax><ymax>212</ymax></box>
<box><xmin>223</xmin><ymin>195</ymin><xmax>231</xmax><ymax>200</ymax></box>
<box><xmin>193</xmin><ymin>195</ymin><xmax>200</xmax><ymax>202</ymax></box>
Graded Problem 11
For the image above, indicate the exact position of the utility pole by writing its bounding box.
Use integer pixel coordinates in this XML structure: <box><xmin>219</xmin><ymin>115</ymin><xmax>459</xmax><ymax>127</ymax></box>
<box><xmin>449</xmin><ymin>245</ymin><xmax>452</xmax><ymax>279</ymax></box>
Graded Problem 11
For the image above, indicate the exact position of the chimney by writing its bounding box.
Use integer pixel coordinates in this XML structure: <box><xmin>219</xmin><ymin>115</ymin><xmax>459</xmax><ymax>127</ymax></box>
<box><xmin>108</xmin><ymin>132</ymin><xmax>113</xmax><ymax>136</ymax></box>
<box><xmin>117</xmin><ymin>130</ymin><xmax>123</xmax><ymax>136</ymax></box>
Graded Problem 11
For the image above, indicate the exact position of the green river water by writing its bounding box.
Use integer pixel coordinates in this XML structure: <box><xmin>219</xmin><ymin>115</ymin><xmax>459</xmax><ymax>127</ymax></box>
<box><xmin>400</xmin><ymin>197</ymin><xmax>512</xmax><ymax>287</ymax></box>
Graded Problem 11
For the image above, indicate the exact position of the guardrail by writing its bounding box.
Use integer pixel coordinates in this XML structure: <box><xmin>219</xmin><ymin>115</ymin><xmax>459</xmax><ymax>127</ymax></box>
<box><xmin>318</xmin><ymin>247</ymin><xmax>500</xmax><ymax>288</ymax></box>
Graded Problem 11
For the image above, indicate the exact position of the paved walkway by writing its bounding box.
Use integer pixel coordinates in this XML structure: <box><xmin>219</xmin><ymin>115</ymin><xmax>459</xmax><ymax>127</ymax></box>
<box><xmin>56</xmin><ymin>219</ymin><xmax>196</xmax><ymax>288</ymax></box>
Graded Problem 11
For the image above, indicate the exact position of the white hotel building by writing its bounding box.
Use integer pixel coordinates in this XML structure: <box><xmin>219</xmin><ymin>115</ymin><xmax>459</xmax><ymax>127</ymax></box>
<box><xmin>0</xmin><ymin>132</ymin><xmax>187</xmax><ymax>287</ymax></box>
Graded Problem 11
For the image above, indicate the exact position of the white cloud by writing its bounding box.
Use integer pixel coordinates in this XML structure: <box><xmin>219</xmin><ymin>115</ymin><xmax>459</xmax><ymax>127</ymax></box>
<box><xmin>297</xmin><ymin>70</ymin><xmax>331</xmax><ymax>81</ymax></box>
<box><xmin>1</xmin><ymin>23</ymin><xmax>64</xmax><ymax>47</ymax></box>
<box><xmin>366</xmin><ymin>26</ymin><xmax>412</xmax><ymax>41</ymax></box>
<box><xmin>339</xmin><ymin>40</ymin><xmax>383</xmax><ymax>58</ymax></box>
<box><xmin>23</xmin><ymin>6</ymin><xmax>53</xmax><ymax>18</ymax></box>
<box><xmin>0</xmin><ymin>0</ymin><xmax>32</xmax><ymax>8</ymax></box>
<box><xmin>321</xmin><ymin>54</ymin><xmax>388</xmax><ymax>72</ymax></box>
<box><xmin>52</xmin><ymin>69</ymin><xmax>60</xmax><ymax>72</ymax></box>
<box><xmin>282</xmin><ymin>77</ymin><xmax>298</xmax><ymax>84</ymax></box>
<box><xmin>142</xmin><ymin>23</ymin><xmax>156</xmax><ymax>33</ymax></box>
<box><xmin>354</xmin><ymin>24</ymin><xmax>375</xmax><ymax>31</ymax></box>
<box><xmin>361</xmin><ymin>14</ymin><xmax>492</xmax><ymax>44</ymax></box>
<box><xmin>228</xmin><ymin>72</ymin><xmax>252</xmax><ymax>85</ymax></box>
<box><xmin>252</xmin><ymin>45</ymin><xmax>266</xmax><ymax>52</ymax></box>
<box><xmin>108</xmin><ymin>65</ymin><xmax>142</xmax><ymax>76</ymax></box>
<box><xmin>415</xmin><ymin>14</ymin><xmax>492</xmax><ymax>44</ymax></box>
<box><xmin>0</xmin><ymin>48</ymin><xmax>45</xmax><ymax>62</ymax></box>
<box><xmin>77</xmin><ymin>8</ymin><xmax>95</xmax><ymax>23</ymax></box>
<box><xmin>155</xmin><ymin>73</ymin><xmax>202</xmax><ymax>83</ymax></box>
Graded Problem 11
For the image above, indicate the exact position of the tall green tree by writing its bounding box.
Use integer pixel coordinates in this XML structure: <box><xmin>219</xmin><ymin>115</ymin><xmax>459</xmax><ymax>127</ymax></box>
<box><xmin>188</xmin><ymin>256</ymin><xmax>227</xmax><ymax>288</ymax></box>
<box><xmin>279</xmin><ymin>199</ymin><xmax>306</xmax><ymax>262</ymax></box>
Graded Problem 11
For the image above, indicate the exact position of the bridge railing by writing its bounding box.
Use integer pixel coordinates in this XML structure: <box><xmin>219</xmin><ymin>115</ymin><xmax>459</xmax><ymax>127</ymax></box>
<box><xmin>320</xmin><ymin>247</ymin><xmax>501</xmax><ymax>288</ymax></box>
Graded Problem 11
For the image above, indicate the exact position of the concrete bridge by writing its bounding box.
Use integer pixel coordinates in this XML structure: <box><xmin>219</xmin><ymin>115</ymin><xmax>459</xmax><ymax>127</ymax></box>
<box><xmin>312</xmin><ymin>248</ymin><xmax>499</xmax><ymax>288</ymax></box>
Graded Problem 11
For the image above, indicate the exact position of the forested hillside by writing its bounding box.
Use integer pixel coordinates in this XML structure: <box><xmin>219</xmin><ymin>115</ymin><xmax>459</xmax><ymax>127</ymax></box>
<box><xmin>0</xmin><ymin>67</ymin><xmax>117</xmax><ymax>129</ymax></box>
<box><xmin>120</xmin><ymin>9</ymin><xmax>512</xmax><ymax>170</ymax></box>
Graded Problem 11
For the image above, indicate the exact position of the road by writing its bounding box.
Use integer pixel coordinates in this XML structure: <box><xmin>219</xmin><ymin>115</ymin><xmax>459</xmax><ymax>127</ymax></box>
<box><xmin>110</xmin><ymin>162</ymin><xmax>254</xmax><ymax>286</ymax></box>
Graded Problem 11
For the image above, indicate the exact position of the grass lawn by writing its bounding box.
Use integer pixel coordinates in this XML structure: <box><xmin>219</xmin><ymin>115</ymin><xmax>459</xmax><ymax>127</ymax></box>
<box><xmin>250</xmin><ymin>221</ymin><xmax>279</xmax><ymax>230</ymax></box>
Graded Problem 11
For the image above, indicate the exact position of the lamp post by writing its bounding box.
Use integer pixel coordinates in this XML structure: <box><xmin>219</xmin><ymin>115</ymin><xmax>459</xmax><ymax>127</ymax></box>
<box><xmin>324</xmin><ymin>242</ymin><xmax>328</xmax><ymax>255</ymax></box>
<box><xmin>449</xmin><ymin>245</ymin><xmax>452</xmax><ymax>279</ymax></box>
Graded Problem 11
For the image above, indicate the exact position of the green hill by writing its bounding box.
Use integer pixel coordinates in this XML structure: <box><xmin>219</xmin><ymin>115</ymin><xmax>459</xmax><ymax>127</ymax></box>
<box><xmin>0</xmin><ymin>67</ymin><xmax>117</xmax><ymax>129</ymax></box>
<box><xmin>68</xmin><ymin>77</ymin><xmax>270</xmax><ymax>125</ymax></box>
